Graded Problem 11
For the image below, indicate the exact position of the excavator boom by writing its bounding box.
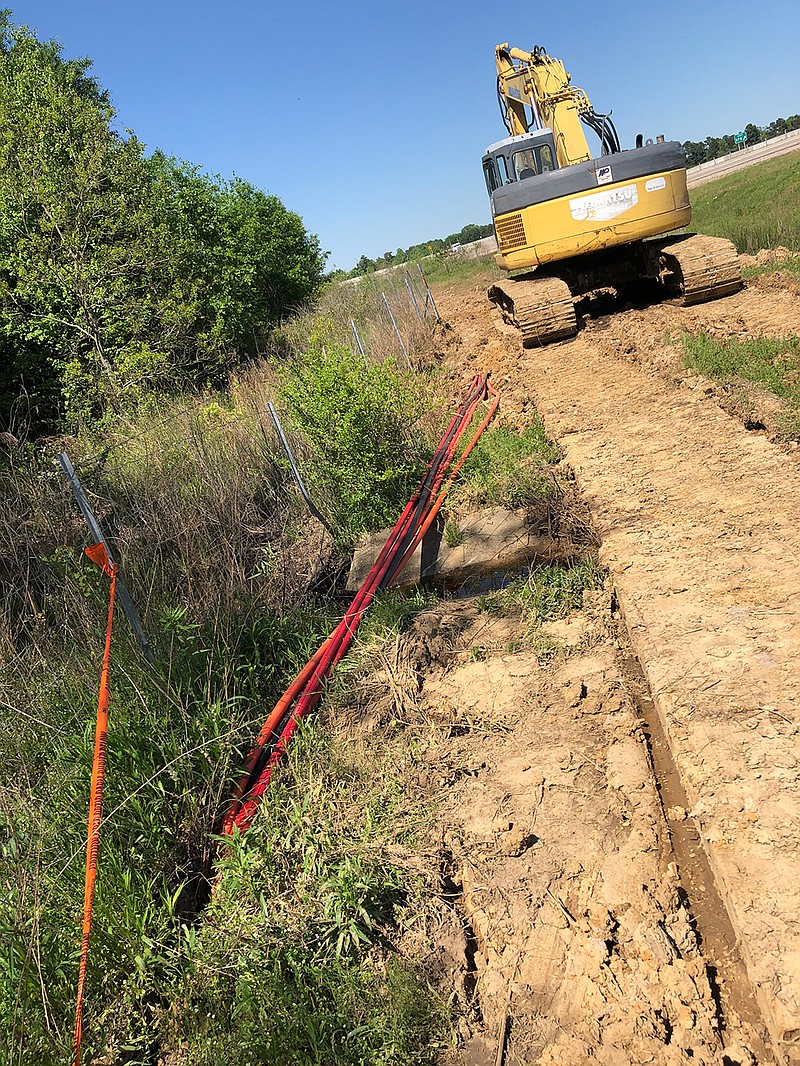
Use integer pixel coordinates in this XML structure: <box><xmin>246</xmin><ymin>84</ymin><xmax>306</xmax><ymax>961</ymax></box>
<box><xmin>495</xmin><ymin>44</ymin><xmax>593</xmax><ymax>166</ymax></box>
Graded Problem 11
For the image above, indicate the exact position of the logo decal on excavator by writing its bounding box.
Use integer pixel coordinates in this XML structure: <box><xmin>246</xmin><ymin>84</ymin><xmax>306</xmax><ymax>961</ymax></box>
<box><xmin>569</xmin><ymin>183</ymin><xmax>638</xmax><ymax>222</ymax></box>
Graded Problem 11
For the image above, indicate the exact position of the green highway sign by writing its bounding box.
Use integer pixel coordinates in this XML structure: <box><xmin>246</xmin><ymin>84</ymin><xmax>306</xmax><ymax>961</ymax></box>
<box><xmin>734</xmin><ymin>131</ymin><xmax>747</xmax><ymax>144</ymax></box>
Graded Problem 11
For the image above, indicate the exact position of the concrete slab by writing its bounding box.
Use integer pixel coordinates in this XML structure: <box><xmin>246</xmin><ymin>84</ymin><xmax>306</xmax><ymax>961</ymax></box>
<box><xmin>347</xmin><ymin>506</ymin><xmax>575</xmax><ymax>592</ymax></box>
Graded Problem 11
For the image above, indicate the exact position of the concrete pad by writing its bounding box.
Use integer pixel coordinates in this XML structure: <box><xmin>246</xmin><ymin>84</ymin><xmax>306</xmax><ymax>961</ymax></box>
<box><xmin>347</xmin><ymin>506</ymin><xmax>574</xmax><ymax>592</ymax></box>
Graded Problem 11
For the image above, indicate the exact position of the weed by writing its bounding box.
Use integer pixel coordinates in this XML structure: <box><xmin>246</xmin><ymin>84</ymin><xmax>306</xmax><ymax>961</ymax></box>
<box><xmin>742</xmin><ymin>255</ymin><xmax>800</xmax><ymax>280</ymax></box>
<box><xmin>161</xmin><ymin>721</ymin><xmax>450</xmax><ymax>1065</ymax></box>
<box><xmin>531</xmin><ymin>632</ymin><xmax>561</xmax><ymax>665</ymax></box>
<box><xmin>777</xmin><ymin>408</ymin><xmax>800</xmax><ymax>441</ymax></box>
<box><xmin>448</xmin><ymin>417</ymin><xmax>562</xmax><ymax>515</ymax></box>
<box><xmin>443</xmin><ymin>516</ymin><xmax>463</xmax><ymax>547</ymax></box>
<box><xmin>358</xmin><ymin>588</ymin><xmax>434</xmax><ymax>641</ymax></box>
<box><xmin>479</xmin><ymin>557</ymin><xmax>606</xmax><ymax>625</ymax></box>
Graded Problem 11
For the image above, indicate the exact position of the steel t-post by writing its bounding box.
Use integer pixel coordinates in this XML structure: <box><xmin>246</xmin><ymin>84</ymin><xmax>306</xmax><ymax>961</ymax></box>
<box><xmin>58</xmin><ymin>452</ymin><xmax>152</xmax><ymax>662</ymax></box>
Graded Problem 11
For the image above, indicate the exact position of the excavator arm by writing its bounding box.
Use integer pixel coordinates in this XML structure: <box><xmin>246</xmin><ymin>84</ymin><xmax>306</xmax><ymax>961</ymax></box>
<box><xmin>495</xmin><ymin>44</ymin><xmax>618</xmax><ymax>166</ymax></box>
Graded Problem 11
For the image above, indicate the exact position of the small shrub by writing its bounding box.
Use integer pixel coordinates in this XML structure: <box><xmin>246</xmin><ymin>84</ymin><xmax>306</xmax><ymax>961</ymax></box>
<box><xmin>279</xmin><ymin>345</ymin><xmax>432</xmax><ymax>548</ymax></box>
<box><xmin>443</xmin><ymin>516</ymin><xmax>463</xmax><ymax>547</ymax></box>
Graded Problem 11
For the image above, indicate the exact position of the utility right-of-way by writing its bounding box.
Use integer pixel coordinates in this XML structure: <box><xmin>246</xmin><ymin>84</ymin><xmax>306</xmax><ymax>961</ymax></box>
<box><xmin>435</xmin><ymin>270</ymin><xmax>800</xmax><ymax>1064</ymax></box>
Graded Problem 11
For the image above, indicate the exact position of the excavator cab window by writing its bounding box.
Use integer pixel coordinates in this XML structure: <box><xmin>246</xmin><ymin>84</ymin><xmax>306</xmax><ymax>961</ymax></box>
<box><xmin>496</xmin><ymin>155</ymin><xmax>511</xmax><ymax>184</ymax></box>
<box><xmin>513</xmin><ymin>148</ymin><xmax>537</xmax><ymax>180</ymax></box>
<box><xmin>539</xmin><ymin>144</ymin><xmax>555</xmax><ymax>172</ymax></box>
<box><xmin>511</xmin><ymin>144</ymin><xmax>558</xmax><ymax>181</ymax></box>
<box><xmin>483</xmin><ymin>160</ymin><xmax>500</xmax><ymax>195</ymax></box>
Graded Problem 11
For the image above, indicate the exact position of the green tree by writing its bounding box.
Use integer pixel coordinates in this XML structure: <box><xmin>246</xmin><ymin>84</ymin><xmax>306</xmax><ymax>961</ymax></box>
<box><xmin>354</xmin><ymin>255</ymin><xmax>375</xmax><ymax>275</ymax></box>
<box><xmin>767</xmin><ymin>117</ymin><xmax>789</xmax><ymax>137</ymax></box>
<box><xmin>682</xmin><ymin>140</ymin><xmax>707</xmax><ymax>166</ymax></box>
<box><xmin>0</xmin><ymin>14</ymin><xmax>325</xmax><ymax>429</ymax></box>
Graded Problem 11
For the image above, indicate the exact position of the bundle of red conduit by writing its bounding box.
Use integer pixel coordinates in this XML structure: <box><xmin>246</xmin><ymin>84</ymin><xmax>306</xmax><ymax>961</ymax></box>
<box><xmin>223</xmin><ymin>373</ymin><xmax>498</xmax><ymax>836</ymax></box>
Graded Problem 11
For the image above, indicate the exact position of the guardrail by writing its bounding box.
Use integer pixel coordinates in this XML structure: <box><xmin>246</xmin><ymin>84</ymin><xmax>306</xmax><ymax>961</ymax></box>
<box><xmin>686</xmin><ymin>129</ymin><xmax>800</xmax><ymax>187</ymax></box>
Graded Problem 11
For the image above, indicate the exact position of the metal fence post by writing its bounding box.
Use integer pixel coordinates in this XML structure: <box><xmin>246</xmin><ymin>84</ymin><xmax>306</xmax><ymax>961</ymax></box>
<box><xmin>381</xmin><ymin>293</ymin><xmax>412</xmax><ymax>370</ymax></box>
<box><xmin>58</xmin><ymin>452</ymin><xmax>152</xmax><ymax>662</ymax></box>
<box><xmin>350</xmin><ymin>319</ymin><xmax>367</xmax><ymax>364</ymax></box>
<box><xmin>416</xmin><ymin>263</ymin><xmax>441</xmax><ymax>323</ymax></box>
<box><xmin>266</xmin><ymin>402</ymin><xmax>334</xmax><ymax>535</ymax></box>
<box><xmin>404</xmin><ymin>274</ymin><xmax>422</xmax><ymax>323</ymax></box>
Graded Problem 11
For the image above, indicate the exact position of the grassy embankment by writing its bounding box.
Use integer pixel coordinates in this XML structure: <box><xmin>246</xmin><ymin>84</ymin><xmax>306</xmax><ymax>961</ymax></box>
<box><xmin>689</xmin><ymin>150</ymin><xmax>800</xmax><ymax>265</ymax></box>
<box><xmin>0</xmin><ymin>279</ymin><xmax>440</xmax><ymax>1065</ymax></box>
<box><xmin>679</xmin><ymin>151</ymin><xmax>800</xmax><ymax>436</ymax></box>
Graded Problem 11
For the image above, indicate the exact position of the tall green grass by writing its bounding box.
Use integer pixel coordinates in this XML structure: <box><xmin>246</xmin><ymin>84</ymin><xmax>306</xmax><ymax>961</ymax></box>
<box><xmin>421</xmin><ymin>251</ymin><xmax>501</xmax><ymax>285</ymax></box>
<box><xmin>0</xmin><ymin>408</ymin><xmax>333</xmax><ymax>1063</ymax></box>
<box><xmin>160</xmin><ymin>722</ymin><xmax>450</xmax><ymax>1066</ymax></box>
<box><xmin>448</xmin><ymin>417</ymin><xmax>562</xmax><ymax>514</ymax></box>
<box><xmin>689</xmin><ymin>152</ymin><xmax>800</xmax><ymax>253</ymax></box>
<box><xmin>0</xmin><ymin>277</ymin><xmax>455</xmax><ymax>1063</ymax></box>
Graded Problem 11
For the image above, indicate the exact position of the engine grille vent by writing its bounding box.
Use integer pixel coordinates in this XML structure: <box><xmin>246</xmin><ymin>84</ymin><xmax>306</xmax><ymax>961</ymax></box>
<box><xmin>496</xmin><ymin>213</ymin><xmax>527</xmax><ymax>250</ymax></box>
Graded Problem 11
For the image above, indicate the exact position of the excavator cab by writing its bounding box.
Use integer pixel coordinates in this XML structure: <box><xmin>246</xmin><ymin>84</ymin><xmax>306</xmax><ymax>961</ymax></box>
<box><xmin>483</xmin><ymin>130</ymin><xmax>558</xmax><ymax>195</ymax></box>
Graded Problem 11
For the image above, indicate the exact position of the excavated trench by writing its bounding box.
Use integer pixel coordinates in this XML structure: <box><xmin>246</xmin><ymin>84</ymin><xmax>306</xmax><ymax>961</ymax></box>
<box><xmin>410</xmin><ymin>557</ymin><xmax>772</xmax><ymax>1064</ymax></box>
<box><xmin>615</xmin><ymin>634</ymin><xmax>771</xmax><ymax>1060</ymax></box>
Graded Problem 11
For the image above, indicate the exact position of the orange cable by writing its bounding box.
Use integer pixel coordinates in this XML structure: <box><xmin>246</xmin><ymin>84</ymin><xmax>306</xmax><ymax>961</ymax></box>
<box><xmin>72</xmin><ymin>550</ymin><xmax>117</xmax><ymax>1066</ymax></box>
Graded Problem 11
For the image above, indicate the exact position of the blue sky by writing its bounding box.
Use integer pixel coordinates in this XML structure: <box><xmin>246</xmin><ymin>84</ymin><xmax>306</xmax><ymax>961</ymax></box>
<box><xmin>12</xmin><ymin>0</ymin><xmax>800</xmax><ymax>270</ymax></box>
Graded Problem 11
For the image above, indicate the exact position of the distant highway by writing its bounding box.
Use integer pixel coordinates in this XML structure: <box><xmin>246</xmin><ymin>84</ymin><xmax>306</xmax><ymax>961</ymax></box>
<box><xmin>686</xmin><ymin>129</ymin><xmax>800</xmax><ymax>187</ymax></box>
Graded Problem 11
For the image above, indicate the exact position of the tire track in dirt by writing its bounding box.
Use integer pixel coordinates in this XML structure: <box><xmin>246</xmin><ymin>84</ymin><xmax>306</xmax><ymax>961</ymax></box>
<box><xmin>434</xmin><ymin>276</ymin><xmax>800</xmax><ymax>1064</ymax></box>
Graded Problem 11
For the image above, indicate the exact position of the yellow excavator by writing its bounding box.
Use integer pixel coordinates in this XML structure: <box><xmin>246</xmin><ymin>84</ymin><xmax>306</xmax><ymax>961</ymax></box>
<box><xmin>485</xmin><ymin>44</ymin><xmax>742</xmax><ymax>344</ymax></box>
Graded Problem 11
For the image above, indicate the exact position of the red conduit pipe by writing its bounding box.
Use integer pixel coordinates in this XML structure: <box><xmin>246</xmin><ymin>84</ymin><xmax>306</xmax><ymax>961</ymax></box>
<box><xmin>226</xmin><ymin>378</ymin><xmax>490</xmax><ymax>831</ymax></box>
<box><xmin>225</xmin><ymin>373</ymin><xmax>489</xmax><ymax>821</ymax></box>
<box><xmin>225</xmin><ymin>375</ymin><xmax>493</xmax><ymax>833</ymax></box>
<box><xmin>223</xmin><ymin>374</ymin><xmax>496</xmax><ymax>835</ymax></box>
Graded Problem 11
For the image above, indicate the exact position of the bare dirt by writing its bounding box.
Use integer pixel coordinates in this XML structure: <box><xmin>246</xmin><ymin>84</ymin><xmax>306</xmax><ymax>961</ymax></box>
<box><xmin>384</xmin><ymin>267</ymin><xmax>800</xmax><ymax>1064</ymax></box>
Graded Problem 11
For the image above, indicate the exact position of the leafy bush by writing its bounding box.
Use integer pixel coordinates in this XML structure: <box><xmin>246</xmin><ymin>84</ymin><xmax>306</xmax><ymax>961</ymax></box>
<box><xmin>0</xmin><ymin>14</ymin><xmax>325</xmax><ymax>431</ymax></box>
<box><xmin>279</xmin><ymin>345</ymin><xmax>432</xmax><ymax>548</ymax></box>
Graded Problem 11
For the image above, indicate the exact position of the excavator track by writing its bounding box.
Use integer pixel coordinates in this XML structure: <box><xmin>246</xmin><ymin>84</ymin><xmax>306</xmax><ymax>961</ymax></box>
<box><xmin>656</xmin><ymin>234</ymin><xmax>742</xmax><ymax>305</ymax></box>
<box><xmin>488</xmin><ymin>275</ymin><xmax>577</xmax><ymax>346</ymax></box>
